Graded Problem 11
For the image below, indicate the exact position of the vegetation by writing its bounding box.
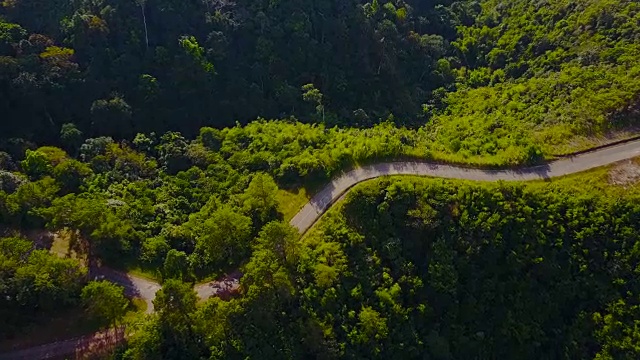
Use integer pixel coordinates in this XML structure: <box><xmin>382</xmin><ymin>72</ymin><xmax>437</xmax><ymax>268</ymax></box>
<box><xmin>114</xmin><ymin>175</ymin><xmax>640</xmax><ymax>359</ymax></box>
<box><xmin>0</xmin><ymin>0</ymin><xmax>639</xmax><ymax>165</ymax></box>
<box><xmin>0</xmin><ymin>235</ymin><xmax>86</xmax><ymax>337</ymax></box>
<box><xmin>81</xmin><ymin>280</ymin><xmax>129</xmax><ymax>329</ymax></box>
<box><xmin>1</xmin><ymin>0</ymin><xmax>640</xmax><ymax>358</ymax></box>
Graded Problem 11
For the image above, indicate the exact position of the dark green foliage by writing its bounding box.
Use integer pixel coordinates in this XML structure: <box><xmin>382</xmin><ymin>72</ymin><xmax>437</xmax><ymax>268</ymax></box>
<box><xmin>0</xmin><ymin>0</ymin><xmax>464</xmax><ymax>144</ymax></box>
<box><xmin>163</xmin><ymin>249</ymin><xmax>190</xmax><ymax>282</ymax></box>
<box><xmin>150</xmin><ymin>280</ymin><xmax>205</xmax><ymax>359</ymax></box>
<box><xmin>0</xmin><ymin>170</ymin><xmax>26</xmax><ymax>193</ymax></box>
<box><xmin>0</xmin><ymin>236</ymin><xmax>86</xmax><ymax>337</ymax></box>
<box><xmin>2</xmin><ymin>0</ymin><xmax>640</xmax><ymax>166</ymax></box>
<box><xmin>289</xmin><ymin>178</ymin><xmax>640</xmax><ymax>359</ymax></box>
<box><xmin>81</xmin><ymin>280</ymin><xmax>128</xmax><ymax>328</ymax></box>
<box><xmin>60</xmin><ymin>123</ymin><xmax>83</xmax><ymax>154</ymax></box>
<box><xmin>52</xmin><ymin>158</ymin><xmax>93</xmax><ymax>193</ymax></box>
<box><xmin>117</xmin><ymin>178</ymin><xmax>640</xmax><ymax>360</ymax></box>
<box><xmin>2</xmin><ymin>0</ymin><xmax>640</xmax><ymax>357</ymax></box>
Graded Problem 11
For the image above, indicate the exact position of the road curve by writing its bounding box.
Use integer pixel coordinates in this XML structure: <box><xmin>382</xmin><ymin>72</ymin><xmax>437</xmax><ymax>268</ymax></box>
<box><xmin>90</xmin><ymin>267</ymin><xmax>161</xmax><ymax>314</ymax></box>
<box><xmin>4</xmin><ymin>139</ymin><xmax>640</xmax><ymax>360</ymax></box>
<box><xmin>90</xmin><ymin>267</ymin><xmax>240</xmax><ymax>313</ymax></box>
<box><xmin>289</xmin><ymin>140</ymin><xmax>640</xmax><ymax>234</ymax></box>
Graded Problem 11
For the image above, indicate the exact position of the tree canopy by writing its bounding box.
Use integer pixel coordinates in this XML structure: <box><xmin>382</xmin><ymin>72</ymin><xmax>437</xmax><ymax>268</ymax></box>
<box><xmin>1</xmin><ymin>0</ymin><xmax>640</xmax><ymax>358</ymax></box>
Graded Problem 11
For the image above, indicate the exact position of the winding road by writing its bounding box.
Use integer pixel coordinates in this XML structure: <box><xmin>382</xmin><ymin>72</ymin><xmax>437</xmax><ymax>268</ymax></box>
<box><xmin>290</xmin><ymin>139</ymin><xmax>640</xmax><ymax>234</ymax></box>
<box><xmin>3</xmin><ymin>139</ymin><xmax>640</xmax><ymax>359</ymax></box>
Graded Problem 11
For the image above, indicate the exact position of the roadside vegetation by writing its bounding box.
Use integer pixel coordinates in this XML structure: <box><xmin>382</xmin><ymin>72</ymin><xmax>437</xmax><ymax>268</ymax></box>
<box><xmin>1</xmin><ymin>0</ymin><xmax>640</xmax><ymax>359</ymax></box>
<box><xmin>119</xmin><ymin>163</ymin><xmax>640</xmax><ymax>359</ymax></box>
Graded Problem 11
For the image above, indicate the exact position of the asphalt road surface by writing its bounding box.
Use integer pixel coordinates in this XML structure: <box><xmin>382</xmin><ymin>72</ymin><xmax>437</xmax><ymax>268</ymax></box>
<box><xmin>90</xmin><ymin>267</ymin><xmax>161</xmax><ymax>314</ymax></box>
<box><xmin>90</xmin><ymin>268</ymin><xmax>241</xmax><ymax>313</ymax></box>
<box><xmin>0</xmin><ymin>328</ymin><xmax>124</xmax><ymax>360</ymax></box>
<box><xmin>3</xmin><ymin>138</ymin><xmax>640</xmax><ymax>359</ymax></box>
<box><xmin>289</xmin><ymin>139</ymin><xmax>640</xmax><ymax>234</ymax></box>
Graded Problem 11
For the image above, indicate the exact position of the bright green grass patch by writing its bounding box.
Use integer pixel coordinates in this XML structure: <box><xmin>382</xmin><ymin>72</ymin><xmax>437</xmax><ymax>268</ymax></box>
<box><xmin>277</xmin><ymin>188</ymin><xmax>310</xmax><ymax>222</ymax></box>
<box><xmin>125</xmin><ymin>266</ymin><xmax>161</xmax><ymax>283</ymax></box>
<box><xmin>129</xmin><ymin>298</ymin><xmax>148</xmax><ymax>314</ymax></box>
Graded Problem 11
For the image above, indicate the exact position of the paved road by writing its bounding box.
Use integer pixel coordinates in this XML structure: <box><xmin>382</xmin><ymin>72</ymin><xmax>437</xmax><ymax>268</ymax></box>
<box><xmin>90</xmin><ymin>267</ymin><xmax>161</xmax><ymax>314</ymax></box>
<box><xmin>194</xmin><ymin>271</ymin><xmax>242</xmax><ymax>300</ymax></box>
<box><xmin>91</xmin><ymin>268</ymin><xmax>241</xmax><ymax>313</ymax></box>
<box><xmin>0</xmin><ymin>271</ymin><xmax>240</xmax><ymax>360</ymax></box>
<box><xmin>290</xmin><ymin>140</ymin><xmax>640</xmax><ymax>234</ymax></box>
<box><xmin>0</xmin><ymin>328</ymin><xmax>124</xmax><ymax>360</ymax></box>
<box><xmin>4</xmin><ymin>139</ymin><xmax>640</xmax><ymax>359</ymax></box>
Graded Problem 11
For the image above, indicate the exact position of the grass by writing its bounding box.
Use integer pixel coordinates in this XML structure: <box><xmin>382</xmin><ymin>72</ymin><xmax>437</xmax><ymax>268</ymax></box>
<box><xmin>123</xmin><ymin>266</ymin><xmax>161</xmax><ymax>283</ymax></box>
<box><xmin>129</xmin><ymin>298</ymin><xmax>148</xmax><ymax>314</ymax></box>
<box><xmin>277</xmin><ymin>187</ymin><xmax>311</xmax><ymax>222</ymax></box>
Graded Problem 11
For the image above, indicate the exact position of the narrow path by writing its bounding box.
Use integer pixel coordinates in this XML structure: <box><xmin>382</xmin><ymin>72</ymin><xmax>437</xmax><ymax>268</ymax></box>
<box><xmin>289</xmin><ymin>140</ymin><xmax>640</xmax><ymax>234</ymax></box>
<box><xmin>4</xmin><ymin>139</ymin><xmax>640</xmax><ymax>359</ymax></box>
<box><xmin>0</xmin><ymin>328</ymin><xmax>124</xmax><ymax>360</ymax></box>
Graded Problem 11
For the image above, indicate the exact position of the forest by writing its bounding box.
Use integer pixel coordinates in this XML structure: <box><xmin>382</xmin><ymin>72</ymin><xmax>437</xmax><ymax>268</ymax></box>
<box><xmin>1</xmin><ymin>0</ymin><xmax>640</xmax><ymax>359</ymax></box>
<box><xmin>0</xmin><ymin>0</ymin><xmax>639</xmax><ymax>163</ymax></box>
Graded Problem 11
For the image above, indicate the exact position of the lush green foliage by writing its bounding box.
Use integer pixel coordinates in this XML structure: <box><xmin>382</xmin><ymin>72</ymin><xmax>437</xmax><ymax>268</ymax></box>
<box><xmin>432</xmin><ymin>0</ymin><xmax>640</xmax><ymax>159</ymax></box>
<box><xmin>81</xmin><ymin>280</ymin><xmax>129</xmax><ymax>328</ymax></box>
<box><xmin>2</xmin><ymin>0</ymin><xmax>640</xmax><ymax>357</ymax></box>
<box><xmin>2</xmin><ymin>0</ymin><xmax>639</xmax><ymax>165</ymax></box>
<box><xmin>119</xmin><ymin>177</ymin><xmax>640</xmax><ymax>359</ymax></box>
<box><xmin>0</xmin><ymin>235</ymin><xmax>86</xmax><ymax>336</ymax></box>
<box><xmin>0</xmin><ymin>0</ymin><xmax>466</xmax><ymax>143</ymax></box>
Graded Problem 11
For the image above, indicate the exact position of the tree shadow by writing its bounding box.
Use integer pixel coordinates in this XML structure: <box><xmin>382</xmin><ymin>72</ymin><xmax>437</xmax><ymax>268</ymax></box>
<box><xmin>89</xmin><ymin>266</ymin><xmax>144</xmax><ymax>302</ymax></box>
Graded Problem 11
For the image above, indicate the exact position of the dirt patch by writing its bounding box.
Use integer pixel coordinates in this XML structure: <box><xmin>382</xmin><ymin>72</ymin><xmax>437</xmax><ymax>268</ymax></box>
<box><xmin>609</xmin><ymin>160</ymin><xmax>640</xmax><ymax>186</ymax></box>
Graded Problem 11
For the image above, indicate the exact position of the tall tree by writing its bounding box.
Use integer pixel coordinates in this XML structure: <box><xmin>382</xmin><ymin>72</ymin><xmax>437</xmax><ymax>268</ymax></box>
<box><xmin>81</xmin><ymin>280</ymin><xmax>129</xmax><ymax>330</ymax></box>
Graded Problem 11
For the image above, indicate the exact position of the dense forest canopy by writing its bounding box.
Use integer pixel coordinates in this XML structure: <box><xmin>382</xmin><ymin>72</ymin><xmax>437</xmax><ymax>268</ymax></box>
<box><xmin>1</xmin><ymin>0</ymin><xmax>639</xmax><ymax>163</ymax></box>
<box><xmin>2</xmin><ymin>0</ymin><xmax>640</xmax><ymax>359</ymax></box>
<box><xmin>0</xmin><ymin>0</ymin><xmax>471</xmax><ymax>142</ymax></box>
<box><xmin>116</xmin><ymin>176</ymin><xmax>640</xmax><ymax>359</ymax></box>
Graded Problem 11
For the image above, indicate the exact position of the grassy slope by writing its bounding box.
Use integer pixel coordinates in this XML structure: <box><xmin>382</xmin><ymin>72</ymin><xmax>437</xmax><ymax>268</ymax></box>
<box><xmin>423</xmin><ymin>0</ymin><xmax>640</xmax><ymax>163</ymax></box>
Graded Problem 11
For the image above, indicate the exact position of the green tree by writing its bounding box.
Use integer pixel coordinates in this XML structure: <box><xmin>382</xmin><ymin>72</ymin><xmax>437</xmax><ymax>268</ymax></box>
<box><xmin>153</xmin><ymin>280</ymin><xmax>203</xmax><ymax>359</ymax></box>
<box><xmin>60</xmin><ymin>123</ymin><xmax>83</xmax><ymax>154</ymax></box>
<box><xmin>1</xmin><ymin>236</ymin><xmax>86</xmax><ymax>336</ymax></box>
<box><xmin>255</xmin><ymin>221</ymin><xmax>300</xmax><ymax>267</ymax></box>
<box><xmin>156</xmin><ymin>132</ymin><xmax>191</xmax><ymax>174</ymax></box>
<box><xmin>21</xmin><ymin>149</ymin><xmax>52</xmax><ymax>180</ymax></box>
<box><xmin>302</xmin><ymin>83</ymin><xmax>325</xmax><ymax>122</ymax></box>
<box><xmin>196</xmin><ymin>206</ymin><xmax>252</xmax><ymax>270</ymax></box>
<box><xmin>53</xmin><ymin>159</ymin><xmax>93</xmax><ymax>193</ymax></box>
<box><xmin>90</xmin><ymin>95</ymin><xmax>133</xmax><ymax>138</ymax></box>
<box><xmin>242</xmin><ymin>173</ymin><xmax>279</xmax><ymax>223</ymax></box>
<box><xmin>81</xmin><ymin>280</ymin><xmax>129</xmax><ymax>329</ymax></box>
<box><xmin>163</xmin><ymin>249</ymin><xmax>189</xmax><ymax>281</ymax></box>
<box><xmin>0</xmin><ymin>21</ymin><xmax>26</xmax><ymax>55</ymax></box>
<box><xmin>198</xmin><ymin>127</ymin><xmax>223</xmax><ymax>151</ymax></box>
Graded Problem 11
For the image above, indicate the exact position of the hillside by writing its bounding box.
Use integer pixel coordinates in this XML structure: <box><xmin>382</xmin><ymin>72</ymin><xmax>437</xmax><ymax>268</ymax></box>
<box><xmin>121</xmin><ymin>170</ymin><xmax>640</xmax><ymax>359</ymax></box>
<box><xmin>2</xmin><ymin>0</ymin><xmax>640</xmax><ymax>359</ymax></box>
<box><xmin>0</xmin><ymin>1</ymin><xmax>639</xmax><ymax>165</ymax></box>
